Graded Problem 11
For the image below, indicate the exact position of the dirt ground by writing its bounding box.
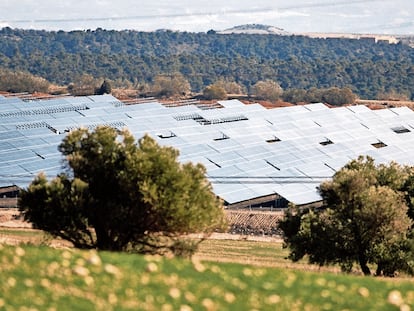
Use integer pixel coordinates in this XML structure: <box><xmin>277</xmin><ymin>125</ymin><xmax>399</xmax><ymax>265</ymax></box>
<box><xmin>0</xmin><ymin>208</ymin><xmax>31</xmax><ymax>228</ymax></box>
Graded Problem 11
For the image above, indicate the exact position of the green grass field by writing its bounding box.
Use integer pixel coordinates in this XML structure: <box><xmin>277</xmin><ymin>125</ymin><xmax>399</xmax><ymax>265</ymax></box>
<box><xmin>0</xmin><ymin>241</ymin><xmax>413</xmax><ymax>310</ymax></box>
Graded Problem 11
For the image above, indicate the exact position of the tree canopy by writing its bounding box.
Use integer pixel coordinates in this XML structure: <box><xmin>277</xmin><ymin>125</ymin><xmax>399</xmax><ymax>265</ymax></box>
<box><xmin>150</xmin><ymin>73</ymin><xmax>191</xmax><ymax>98</ymax></box>
<box><xmin>1</xmin><ymin>28</ymin><xmax>414</xmax><ymax>99</ymax></box>
<box><xmin>202</xmin><ymin>83</ymin><xmax>227</xmax><ymax>100</ymax></box>
<box><xmin>251</xmin><ymin>80</ymin><xmax>283</xmax><ymax>101</ymax></box>
<box><xmin>96</xmin><ymin>79</ymin><xmax>112</xmax><ymax>95</ymax></box>
<box><xmin>0</xmin><ymin>69</ymin><xmax>50</xmax><ymax>93</ymax></box>
<box><xmin>279</xmin><ymin>156</ymin><xmax>414</xmax><ymax>276</ymax></box>
<box><xmin>18</xmin><ymin>126</ymin><xmax>226</xmax><ymax>256</ymax></box>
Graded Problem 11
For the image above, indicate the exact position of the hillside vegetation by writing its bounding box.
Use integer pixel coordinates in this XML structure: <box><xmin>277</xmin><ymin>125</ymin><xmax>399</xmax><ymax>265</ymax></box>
<box><xmin>1</xmin><ymin>243</ymin><xmax>413</xmax><ymax>310</ymax></box>
<box><xmin>1</xmin><ymin>28</ymin><xmax>414</xmax><ymax>99</ymax></box>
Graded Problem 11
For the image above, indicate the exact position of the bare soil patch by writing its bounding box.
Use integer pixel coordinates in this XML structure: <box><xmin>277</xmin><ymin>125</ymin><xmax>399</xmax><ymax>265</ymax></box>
<box><xmin>0</xmin><ymin>208</ymin><xmax>31</xmax><ymax>228</ymax></box>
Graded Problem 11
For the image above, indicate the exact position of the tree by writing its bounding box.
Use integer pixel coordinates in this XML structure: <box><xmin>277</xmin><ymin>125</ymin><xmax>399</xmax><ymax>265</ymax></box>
<box><xmin>402</xmin><ymin>173</ymin><xmax>414</xmax><ymax>221</ymax></box>
<box><xmin>377</xmin><ymin>89</ymin><xmax>410</xmax><ymax>101</ymax></box>
<box><xmin>281</xmin><ymin>87</ymin><xmax>357</xmax><ymax>105</ymax></box>
<box><xmin>304</xmin><ymin>87</ymin><xmax>324</xmax><ymax>103</ymax></box>
<box><xmin>96</xmin><ymin>79</ymin><xmax>112</xmax><ymax>95</ymax></box>
<box><xmin>251</xmin><ymin>80</ymin><xmax>283</xmax><ymax>101</ymax></box>
<box><xmin>68</xmin><ymin>74</ymin><xmax>101</xmax><ymax>96</ymax></box>
<box><xmin>2</xmin><ymin>28</ymin><xmax>414</xmax><ymax>99</ymax></box>
<box><xmin>0</xmin><ymin>69</ymin><xmax>50</xmax><ymax>93</ymax></box>
<box><xmin>19</xmin><ymin>126</ymin><xmax>226</xmax><ymax>256</ymax></box>
<box><xmin>151</xmin><ymin>72</ymin><xmax>191</xmax><ymax>98</ymax></box>
<box><xmin>202</xmin><ymin>83</ymin><xmax>227</xmax><ymax>100</ymax></box>
<box><xmin>215</xmin><ymin>79</ymin><xmax>245</xmax><ymax>95</ymax></box>
<box><xmin>279</xmin><ymin>156</ymin><xmax>414</xmax><ymax>276</ymax></box>
<box><xmin>282</xmin><ymin>88</ymin><xmax>307</xmax><ymax>103</ymax></box>
<box><xmin>322</xmin><ymin>87</ymin><xmax>356</xmax><ymax>106</ymax></box>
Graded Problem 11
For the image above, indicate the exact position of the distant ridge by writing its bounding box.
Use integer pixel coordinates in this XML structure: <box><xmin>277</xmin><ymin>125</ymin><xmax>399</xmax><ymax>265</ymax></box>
<box><xmin>218</xmin><ymin>24</ymin><xmax>290</xmax><ymax>35</ymax></box>
<box><xmin>216</xmin><ymin>24</ymin><xmax>404</xmax><ymax>44</ymax></box>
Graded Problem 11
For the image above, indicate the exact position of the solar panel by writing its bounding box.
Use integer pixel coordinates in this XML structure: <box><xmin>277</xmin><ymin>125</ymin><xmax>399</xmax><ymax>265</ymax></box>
<box><xmin>3</xmin><ymin>95</ymin><xmax>414</xmax><ymax>207</ymax></box>
<box><xmin>0</xmin><ymin>141</ymin><xmax>18</xmax><ymax>153</ymax></box>
<box><xmin>178</xmin><ymin>144</ymin><xmax>218</xmax><ymax>158</ymax></box>
<box><xmin>216</xmin><ymin>99</ymin><xmax>244</xmax><ymax>108</ymax></box>
<box><xmin>1</xmin><ymin>149</ymin><xmax>39</xmax><ymax>163</ymax></box>
<box><xmin>19</xmin><ymin>157</ymin><xmax>61</xmax><ymax>173</ymax></box>
<box><xmin>0</xmin><ymin>130</ymin><xmax>24</xmax><ymax>142</ymax></box>
<box><xmin>207</xmin><ymin>150</ymin><xmax>247</xmax><ymax>168</ymax></box>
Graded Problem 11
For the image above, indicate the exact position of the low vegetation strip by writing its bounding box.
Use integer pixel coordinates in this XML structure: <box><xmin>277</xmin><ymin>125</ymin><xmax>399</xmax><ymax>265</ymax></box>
<box><xmin>0</xmin><ymin>244</ymin><xmax>413</xmax><ymax>310</ymax></box>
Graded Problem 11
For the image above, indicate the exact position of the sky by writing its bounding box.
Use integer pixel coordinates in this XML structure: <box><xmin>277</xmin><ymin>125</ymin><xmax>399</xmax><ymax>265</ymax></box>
<box><xmin>1</xmin><ymin>0</ymin><xmax>413</xmax><ymax>35</ymax></box>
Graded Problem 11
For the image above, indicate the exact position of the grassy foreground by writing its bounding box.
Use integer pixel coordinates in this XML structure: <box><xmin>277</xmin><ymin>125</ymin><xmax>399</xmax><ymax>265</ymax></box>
<box><xmin>0</xmin><ymin>243</ymin><xmax>413</xmax><ymax>311</ymax></box>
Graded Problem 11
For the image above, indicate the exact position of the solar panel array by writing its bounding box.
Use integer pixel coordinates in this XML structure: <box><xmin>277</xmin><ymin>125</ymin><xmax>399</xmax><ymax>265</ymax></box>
<box><xmin>2</xmin><ymin>94</ymin><xmax>414</xmax><ymax>207</ymax></box>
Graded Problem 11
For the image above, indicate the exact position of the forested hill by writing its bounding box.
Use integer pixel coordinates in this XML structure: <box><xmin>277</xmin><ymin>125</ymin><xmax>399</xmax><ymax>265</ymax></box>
<box><xmin>1</xmin><ymin>27</ymin><xmax>414</xmax><ymax>99</ymax></box>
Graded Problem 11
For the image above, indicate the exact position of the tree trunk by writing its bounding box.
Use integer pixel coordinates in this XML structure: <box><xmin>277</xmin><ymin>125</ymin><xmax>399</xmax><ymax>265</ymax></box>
<box><xmin>375</xmin><ymin>262</ymin><xmax>383</xmax><ymax>276</ymax></box>
<box><xmin>359</xmin><ymin>253</ymin><xmax>371</xmax><ymax>276</ymax></box>
<box><xmin>94</xmin><ymin>225</ymin><xmax>115</xmax><ymax>251</ymax></box>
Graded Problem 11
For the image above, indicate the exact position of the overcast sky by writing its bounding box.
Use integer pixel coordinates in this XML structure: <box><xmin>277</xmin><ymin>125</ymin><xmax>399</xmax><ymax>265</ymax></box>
<box><xmin>1</xmin><ymin>0</ymin><xmax>413</xmax><ymax>34</ymax></box>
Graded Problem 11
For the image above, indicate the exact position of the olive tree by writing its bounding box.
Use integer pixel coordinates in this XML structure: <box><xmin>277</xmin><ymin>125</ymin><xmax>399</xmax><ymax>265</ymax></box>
<box><xmin>279</xmin><ymin>156</ymin><xmax>414</xmax><ymax>276</ymax></box>
<box><xmin>19</xmin><ymin>126</ymin><xmax>226</xmax><ymax>256</ymax></box>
